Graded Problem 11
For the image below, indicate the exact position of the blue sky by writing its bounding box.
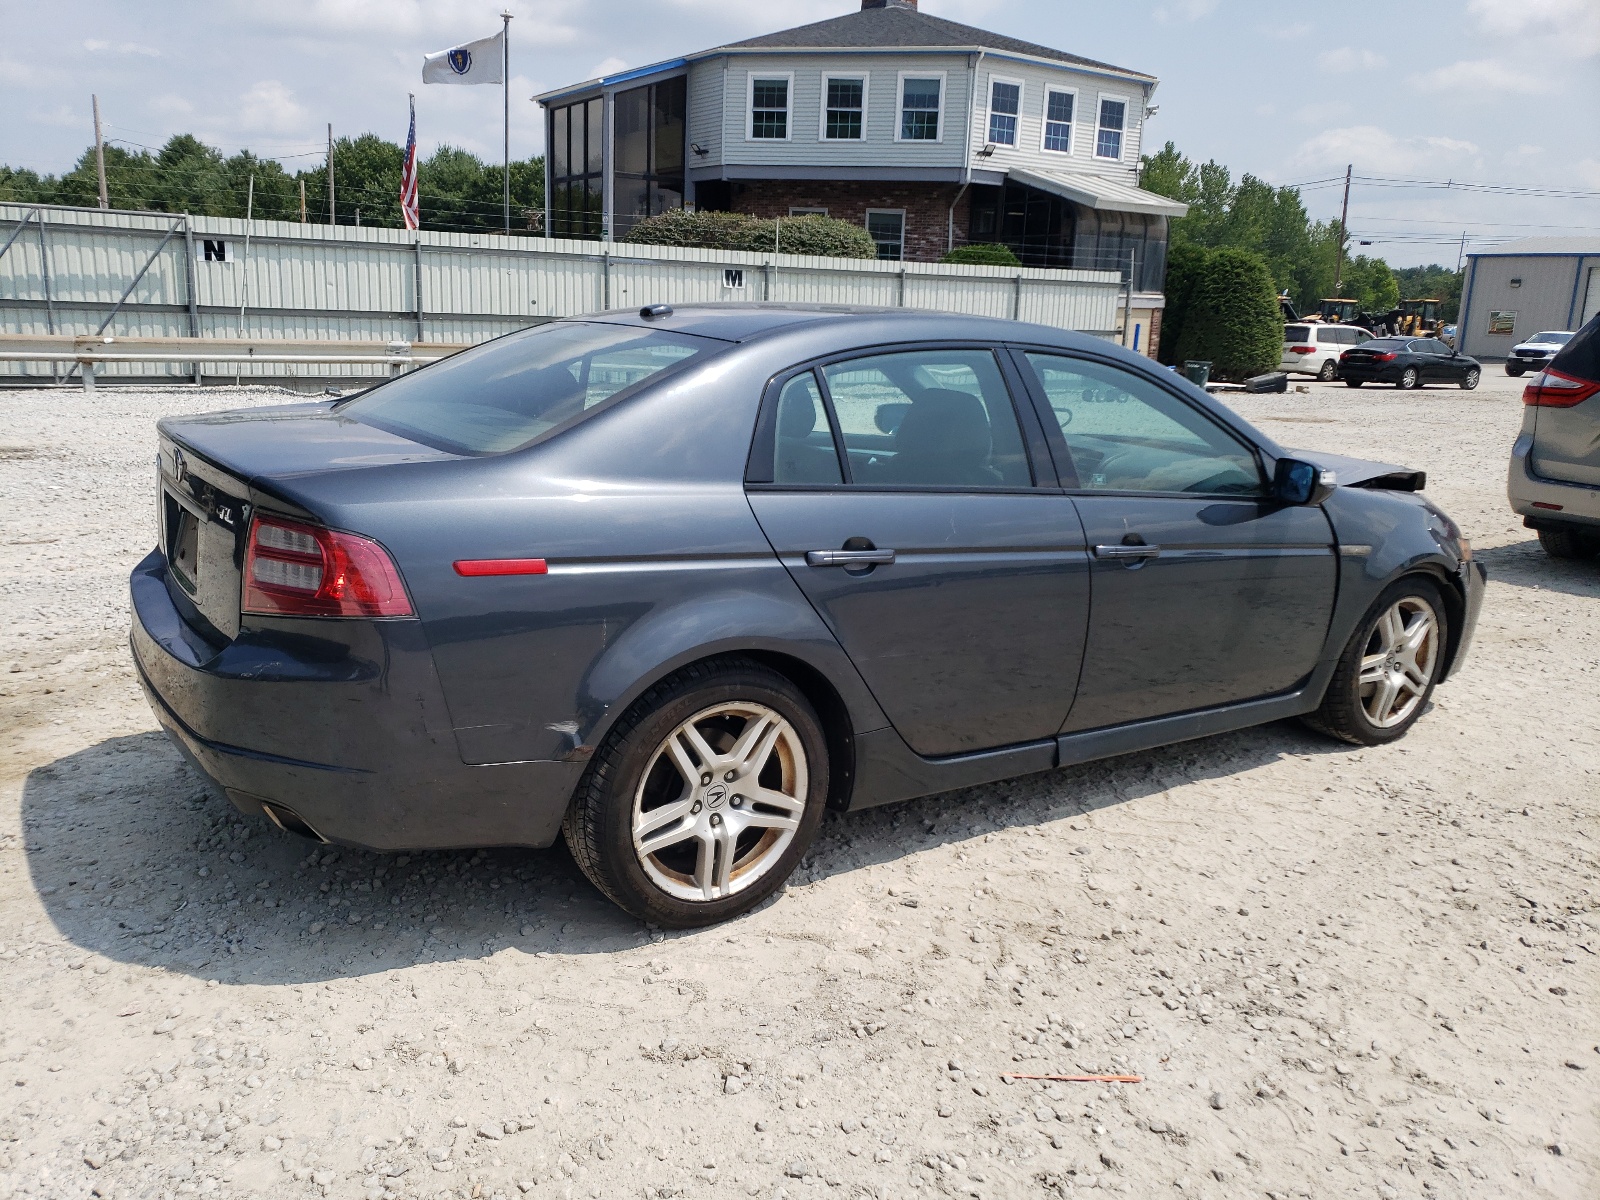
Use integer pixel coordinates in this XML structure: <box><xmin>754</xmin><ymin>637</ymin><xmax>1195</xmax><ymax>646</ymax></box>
<box><xmin>4</xmin><ymin>0</ymin><xmax>1597</xmax><ymax>267</ymax></box>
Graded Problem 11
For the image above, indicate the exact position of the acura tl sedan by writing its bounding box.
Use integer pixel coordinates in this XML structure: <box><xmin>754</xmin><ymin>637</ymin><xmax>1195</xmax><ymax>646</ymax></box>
<box><xmin>133</xmin><ymin>306</ymin><xmax>1485</xmax><ymax>927</ymax></box>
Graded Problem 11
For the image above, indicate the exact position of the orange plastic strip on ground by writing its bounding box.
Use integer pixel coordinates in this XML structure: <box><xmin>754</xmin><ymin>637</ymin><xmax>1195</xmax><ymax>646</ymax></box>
<box><xmin>1000</xmin><ymin>1073</ymin><xmax>1143</xmax><ymax>1083</ymax></box>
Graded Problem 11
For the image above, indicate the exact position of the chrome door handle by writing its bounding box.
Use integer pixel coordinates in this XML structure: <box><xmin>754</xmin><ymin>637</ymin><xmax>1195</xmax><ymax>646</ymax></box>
<box><xmin>806</xmin><ymin>549</ymin><xmax>896</xmax><ymax>567</ymax></box>
<box><xmin>1093</xmin><ymin>543</ymin><xmax>1161</xmax><ymax>560</ymax></box>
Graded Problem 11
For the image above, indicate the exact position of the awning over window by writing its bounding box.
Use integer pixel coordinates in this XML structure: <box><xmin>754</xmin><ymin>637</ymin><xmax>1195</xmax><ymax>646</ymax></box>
<box><xmin>1007</xmin><ymin>167</ymin><xmax>1189</xmax><ymax>218</ymax></box>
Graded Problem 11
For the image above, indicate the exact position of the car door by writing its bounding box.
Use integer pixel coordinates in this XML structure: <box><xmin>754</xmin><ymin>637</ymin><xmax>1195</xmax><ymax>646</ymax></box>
<box><xmin>745</xmin><ymin>346</ymin><xmax>1091</xmax><ymax>758</ymax></box>
<box><xmin>1012</xmin><ymin>350</ymin><xmax>1338</xmax><ymax>732</ymax></box>
<box><xmin>1412</xmin><ymin>339</ymin><xmax>1448</xmax><ymax>383</ymax></box>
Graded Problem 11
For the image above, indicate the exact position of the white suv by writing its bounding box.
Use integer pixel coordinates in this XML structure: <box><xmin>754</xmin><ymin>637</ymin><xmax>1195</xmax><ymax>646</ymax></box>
<box><xmin>1281</xmin><ymin>323</ymin><xmax>1372</xmax><ymax>380</ymax></box>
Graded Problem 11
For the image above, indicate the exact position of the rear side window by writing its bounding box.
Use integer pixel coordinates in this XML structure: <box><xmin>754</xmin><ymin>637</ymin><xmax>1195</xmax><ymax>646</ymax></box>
<box><xmin>1550</xmin><ymin>314</ymin><xmax>1600</xmax><ymax>382</ymax></box>
<box><xmin>342</xmin><ymin>322</ymin><xmax>715</xmax><ymax>455</ymax></box>
<box><xmin>820</xmin><ymin>350</ymin><xmax>1032</xmax><ymax>488</ymax></box>
<box><xmin>1284</xmin><ymin>325</ymin><xmax>1311</xmax><ymax>342</ymax></box>
<box><xmin>1317</xmin><ymin>328</ymin><xmax>1341</xmax><ymax>344</ymax></box>
<box><xmin>772</xmin><ymin>373</ymin><xmax>843</xmax><ymax>485</ymax></box>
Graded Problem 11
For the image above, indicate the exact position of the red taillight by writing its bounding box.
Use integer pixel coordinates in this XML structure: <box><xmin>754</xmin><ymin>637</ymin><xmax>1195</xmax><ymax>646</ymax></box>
<box><xmin>1289</xmin><ymin>345</ymin><xmax>1316</xmax><ymax>355</ymax></box>
<box><xmin>1522</xmin><ymin>368</ymin><xmax>1600</xmax><ymax>408</ymax></box>
<box><xmin>243</xmin><ymin>515</ymin><xmax>413</xmax><ymax>618</ymax></box>
<box><xmin>1372</xmin><ymin>351</ymin><xmax>1397</xmax><ymax>363</ymax></box>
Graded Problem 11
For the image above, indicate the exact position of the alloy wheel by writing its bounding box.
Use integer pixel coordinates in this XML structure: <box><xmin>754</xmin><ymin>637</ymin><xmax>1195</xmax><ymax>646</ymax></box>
<box><xmin>631</xmin><ymin>702</ymin><xmax>808</xmax><ymax>902</ymax></box>
<box><xmin>1318</xmin><ymin>360</ymin><xmax>1338</xmax><ymax>382</ymax></box>
<box><xmin>1462</xmin><ymin>368</ymin><xmax>1480</xmax><ymax>390</ymax></box>
<box><xmin>1358</xmin><ymin>597</ymin><xmax>1439</xmax><ymax>728</ymax></box>
<box><xmin>1399</xmin><ymin>367</ymin><xmax>1419</xmax><ymax>390</ymax></box>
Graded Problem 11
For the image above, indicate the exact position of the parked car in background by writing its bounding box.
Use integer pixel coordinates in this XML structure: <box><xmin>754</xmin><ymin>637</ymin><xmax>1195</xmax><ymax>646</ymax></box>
<box><xmin>1340</xmin><ymin>337</ymin><xmax>1482</xmax><ymax>390</ymax></box>
<box><xmin>1282</xmin><ymin>322</ymin><xmax>1372</xmax><ymax>380</ymax></box>
<box><xmin>131</xmin><ymin>305</ymin><xmax>1484</xmax><ymax>927</ymax></box>
<box><xmin>1441</xmin><ymin>324</ymin><xmax>1458</xmax><ymax>348</ymax></box>
<box><xmin>1505</xmin><ymin>330</ymin><xmax>1575</xmax><ymax>377</ymax></box>
<box><xmin>1509</xmin><ymin>312</ymin><xmax>1600</xmax><ymax>559</ymax></box>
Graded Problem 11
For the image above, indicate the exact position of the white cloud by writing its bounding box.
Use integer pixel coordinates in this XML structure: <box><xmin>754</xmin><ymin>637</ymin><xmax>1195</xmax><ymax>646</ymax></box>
<box><xmin>588</xmin><ymin>56</ymin><xmax>628</xmax><ymax>80</ymax></box>
<box><xmin>1154</xmin><ymin>0</ymin><xmax>1217</xmax><ymax>23</ymax></box>
<box><xmin>1410</xmin><ymin>58</ymin><xmax>1553</xmax><ymax>95</ymax></box>
<box><xmin>1468</xmin><ymin>0</ymin><xmax>1600</xmax><ymax>55</ymax></box>
<box><xmin>1576</xmin><ymin>159</ymin><xmax>1600</xmax><ymax>189</ymax></box>
<box><xmin>1318</xmin><ymin>47</ymin><xmax>1387</xmax><ymax>73</ymax></box>
<box><xmin>234</xmin><ymin>80</ymin><xmax>310</xmax><ymax>135</ymax></box>
<box><xmin>1290</xmin><ymin>125</ymin><xmax>1482</xmax><ymax>174</ymax></box>
<box><xmin>149</xmin><ymin>94</ymin><xmax>195</xmax><ymax>117</ymax></box>
<box><xmin>83</xmin><ymin>38</ymin><xmax>160</xmax><ymax>56</ymax></box>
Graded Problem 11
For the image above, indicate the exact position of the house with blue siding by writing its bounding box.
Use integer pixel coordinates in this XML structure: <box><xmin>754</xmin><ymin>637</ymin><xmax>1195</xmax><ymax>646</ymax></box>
<box><xmin>534</xmin><ymin>0</ymin><xmax>1186</xmax><ymax>354</ymax></box>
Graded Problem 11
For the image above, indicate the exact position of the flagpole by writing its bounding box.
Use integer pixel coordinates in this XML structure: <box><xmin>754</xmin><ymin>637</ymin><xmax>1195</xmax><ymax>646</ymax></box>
<box><xmin>501</xmin><ymin>11</ymin><xmax>512</xmax><ymax>235</ymax></box>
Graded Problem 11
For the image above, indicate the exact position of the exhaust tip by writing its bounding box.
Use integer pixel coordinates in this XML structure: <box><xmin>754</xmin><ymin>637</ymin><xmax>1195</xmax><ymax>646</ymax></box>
<box><xmin>261</xmin><ymin>802</ymin><xmax>328</xmax><ymax>843</ymax></box>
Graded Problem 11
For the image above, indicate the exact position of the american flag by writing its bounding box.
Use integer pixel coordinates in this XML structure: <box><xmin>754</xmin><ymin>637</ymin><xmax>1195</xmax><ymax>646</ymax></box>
<box><xmin>400</xmin><ymin>94</ymin><xmax>420</xmax><ymax>231</ymax></box>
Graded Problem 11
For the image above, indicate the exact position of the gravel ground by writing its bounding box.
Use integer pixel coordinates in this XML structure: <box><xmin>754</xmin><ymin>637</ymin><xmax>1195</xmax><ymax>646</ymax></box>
<box><xmin>0</xmin><ymin>372</ymin><xmax>1596</xmax><ymax>1200</ymax></box>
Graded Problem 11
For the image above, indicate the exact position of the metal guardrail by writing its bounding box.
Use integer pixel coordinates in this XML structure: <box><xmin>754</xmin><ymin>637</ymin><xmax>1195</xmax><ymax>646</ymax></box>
<box><xmin>0</xmin><ymin>334</ymin><xmax>468</xmax><ymax>392</ymax></box>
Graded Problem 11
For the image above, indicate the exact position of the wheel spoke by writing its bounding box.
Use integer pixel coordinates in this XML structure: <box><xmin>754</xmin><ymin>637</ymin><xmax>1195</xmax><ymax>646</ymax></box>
<box><xmin>738</xmin><ymin>808</ymin><xmax>799</xmax><ymax>833</ymax></box>
<box><xmin>726</xmin><ymin>713</ymin><xmax>779</xmax><ymax>775</ymax></box>
<box><xmin>1368</xmin><ymin>675</ymin><xmax>1400</xmax><ymax>723</ymax></box>
<box><xmin>676</xmin><ymin>723</ymin><xmax>719</xmax><ymax>775</ymax></box>
<box><xmin>1396</xmin><ymin>673</ymin><xmax>1425</xmax><ymax>698</ymax></box>
<box><xmin>636</xmin><ymin>797</ymin><xmax>696</xmax><ymax>852</ymax></box>
<box><xmin>1379</xmin><ymin>607</ymin><xmax>1405</xmax><ymax>652</ymax></box>
<box><xmin>712</xmin><ymin>825</ymin><xmax>738</xmax><ymax>893</ymax></box>
<box><xmin>664</xmin><ymin>731</ymin><xmax>703</xmax><ymax>784</ymax></box>
<box><xmin>1359</xmin><ymin>653</ymin><xmax>1387</xmax><ymax>685</ymax></box>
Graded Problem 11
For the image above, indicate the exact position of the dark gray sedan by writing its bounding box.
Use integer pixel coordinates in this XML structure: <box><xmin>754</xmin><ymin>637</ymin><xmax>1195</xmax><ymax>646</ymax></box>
<box><xmin>133</xmin><ymin>305</ymin><xmax>1485</xmax><ymax>926</ymax></box>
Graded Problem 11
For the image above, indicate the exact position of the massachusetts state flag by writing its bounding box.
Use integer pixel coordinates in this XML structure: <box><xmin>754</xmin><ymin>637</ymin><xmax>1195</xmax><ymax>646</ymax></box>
<box><xmin>400</xmin><ymin>95</ymin><xmax>419</xmax><ymax>232</ymax></box>
<box><xmin>422</xmin><ymin>30</ymin><xmax>505</xmax><ymax>85</ymax></box>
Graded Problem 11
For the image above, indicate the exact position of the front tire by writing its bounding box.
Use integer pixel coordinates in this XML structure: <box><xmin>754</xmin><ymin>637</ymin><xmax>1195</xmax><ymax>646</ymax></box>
<box><xmin>1460</xmin><ymin>367</ymin><xmax>1480</xmax><ymax>390</ymax></box>
<box><xmin>1318</xmin><ymin>359</ymin><xmax>1338</xmax><ymax>382</ymax></box>
<box><xmin>1538</xmin><ymin>528</ymin><xmax>1600</xmax><ymax>560</ymax></box>
<box><xmin>1345</xmin><ymin>379</ymin><xmax>1364</xmax><ymax>388</ymax></box>
<box><xmin>563</xmin><ymin>658</ymin><xmax>829</xmax><ymax>928</ymax></box>
<box><xmin>1397</xmin><ymin>367</ymin><xmax>1420</xmax><ymax>390</ymax></box>
<box><xmin>1302</xmin><ymin>578</ymin><xmax>1448</xmax><ymax>746</ymax></box>
<box><xmin>1505</xmin><ymin>362</ymin><xmax>1524</xmax><ymax>377</ymax></box>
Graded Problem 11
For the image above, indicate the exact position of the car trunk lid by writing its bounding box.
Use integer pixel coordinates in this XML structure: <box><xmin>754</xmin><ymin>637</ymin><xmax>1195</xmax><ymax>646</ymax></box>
<box><xmin>155</xmin><ymin>401</ymin><xmax>459</xmax><ymax>642</ymax></box>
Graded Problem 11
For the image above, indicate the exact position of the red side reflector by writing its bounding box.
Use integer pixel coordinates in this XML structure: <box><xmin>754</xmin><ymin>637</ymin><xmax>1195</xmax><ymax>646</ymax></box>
<box><xmin>1531</xmin><ymin>502</ymin><xmax>1564</xmax><ymax>511</ymax></box>
<box><xmin>453</xmin><ymin>558</ymin><xmax>549</xmax><ymax>577</ymax></box>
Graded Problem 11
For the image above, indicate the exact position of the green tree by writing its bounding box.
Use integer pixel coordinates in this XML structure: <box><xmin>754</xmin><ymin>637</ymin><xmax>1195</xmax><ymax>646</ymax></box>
<box><xmin>1340</xmin><ymin>255</ymin><xmax>1399</xmax><ymax>314</ymax></box>
<box><xmin>1392</xmin><ymin>264</ymin><xmax>1464</xmax><ymax>321</ymax></box>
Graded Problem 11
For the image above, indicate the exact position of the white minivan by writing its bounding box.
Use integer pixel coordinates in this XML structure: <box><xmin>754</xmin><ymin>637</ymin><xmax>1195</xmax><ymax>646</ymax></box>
<box><xmin>1282</xmin><ymin>323</ymin><xmax>1373</xmax><ymax>380</ymax></box>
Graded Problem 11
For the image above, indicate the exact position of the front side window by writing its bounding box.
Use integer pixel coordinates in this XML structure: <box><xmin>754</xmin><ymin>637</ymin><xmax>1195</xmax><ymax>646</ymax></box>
<box><xmin>821</xmin><ymin>349</ymin><xmax>1031</xmax><ymax>488</ymax></box>
<box><xmin>988</xmin><ymin>79</ymin><xmax>1020</xmax><ymax>146</ymax></box>
<box><xmin>343</xmin><ymin>323</ymin><xmax>713</xmax><ymax>456</ymax></box>
<box><xmin>1024</xmin><ymin>353</ymin><xmax>1264</xmax><ymax>495</ymax></box>
<box><xmin>1096</xmin><ymin>97</ymin><xmax>1126</xmax><ymax>160</ymax></box>
<box><xmin>900</xmin><ymin>76</ymin><xmax>942</xmax><ymax>141</ymax></box>
<box><xmin>824</xmin><ymin>76</ymin><xmax>865</xmax><ymax>140</ymax></box>
<box><xmin>865</xmin><ymin>210</ymin><xmax>905</xmax><ymax>261</ymax></box>
<box><xmin>1043</xmin><ymin>89</ymin><xmax>1074</xmax><ymax>153</ymax></box>
<box><xmin>750</xmin><ymin>76</ymin><xmax>789</xmax><ymax>139</ymax></box>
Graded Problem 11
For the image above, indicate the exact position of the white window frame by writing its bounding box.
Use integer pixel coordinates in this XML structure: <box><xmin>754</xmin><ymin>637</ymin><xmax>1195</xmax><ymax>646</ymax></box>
<box><xmin>985</xmin><ymin>74</ymin><xmax>1024</xmax><ymax>148</ymax></box>
<box><xmin>895</xmin><ymin>71</ymin><xmax>946</xmax><ymax>144</ymax></box>
<box><xmin>865</xmin><ymin>208</ymin><xmax>907</xmax><ymax>260</ymax></box>
<box><xmin>746</xmin><ymin>72</ymin><xmax>794</xmax><ymax>142</ymax></box>
<box><xmin>1094</xmin><ymin>92</ymin><xmax>1131</xmax><ymax>162</ymax></box>
<box><xmin>788</xmin><ymin>206</ymin><xmax>830</xmax><ymax>217</ymax></box>
<box><xmin>818</xmin><ymin>73</ymin><xmax>870</xmax><ymax>142</ymax></box>
<box><xmin>1040</xmin><ymin>85</ymin><xmax>1077</xmax><ymax>155</ymax></box>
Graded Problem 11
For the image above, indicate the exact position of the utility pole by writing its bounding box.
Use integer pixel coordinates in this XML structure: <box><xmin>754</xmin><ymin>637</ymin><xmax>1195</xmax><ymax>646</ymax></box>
<box><xmin>326</xmin><ymin>123</ymin><xmax>335</xmax><ymax>225</ymax></box>
<box><xmin>1456</xmin><ymin>230</ymin><xmax>1468</xmax><ymax>274</ymax></box>
<box><xmin>299</xmin><ymin>178</ymin><xmax>307</xmax><ymax>223</ymax></box>
<box><xmin>1333</xmin><ymin>163</ymin><xmax>1352</xmax><ymax>296</ymax></box>
<box><xmin>91</xmin><ymin>94</ymin><xmax>109</xmax><ymax>209</ymax></box>
<box><xmin>501</xmin><ymin>11</ymin><xmax>512</xmax><ymax>234</ymax></box>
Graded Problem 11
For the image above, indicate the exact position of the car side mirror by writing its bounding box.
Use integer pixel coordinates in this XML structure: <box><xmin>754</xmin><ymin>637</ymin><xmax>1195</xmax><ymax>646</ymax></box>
<box><xmin>1273</xmin><ymin>457</ymin><xmax>1336</xmax><ymax>506</ymax></box>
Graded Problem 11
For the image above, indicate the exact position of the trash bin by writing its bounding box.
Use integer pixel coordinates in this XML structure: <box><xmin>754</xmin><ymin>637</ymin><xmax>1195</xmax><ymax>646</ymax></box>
<box><xmin>1182</xmin><ymin>361</ymin><xmax>1212</xmax><ymax>388</ymax></box>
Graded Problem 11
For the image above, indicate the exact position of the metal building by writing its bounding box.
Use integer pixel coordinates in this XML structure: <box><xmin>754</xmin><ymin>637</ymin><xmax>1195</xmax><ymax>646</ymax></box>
<box><xmin>1458</xmin><ymin>237</ymin><xmax>1600</xmax><ymax>360</ymax></box>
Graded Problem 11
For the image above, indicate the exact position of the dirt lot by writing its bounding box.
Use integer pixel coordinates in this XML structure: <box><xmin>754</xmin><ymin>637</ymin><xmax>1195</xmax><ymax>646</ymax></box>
<box><xmin>0</xmin><ymin>370</ymin><xmax>1596</xmax><ymax>1200</ymax></box>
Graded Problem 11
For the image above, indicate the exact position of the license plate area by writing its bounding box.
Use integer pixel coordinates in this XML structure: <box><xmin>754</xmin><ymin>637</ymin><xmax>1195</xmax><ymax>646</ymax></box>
<box><xmin>163</xmin><ymin>488</ymin><xmax>201</xmax><ymax>595</ymax></box>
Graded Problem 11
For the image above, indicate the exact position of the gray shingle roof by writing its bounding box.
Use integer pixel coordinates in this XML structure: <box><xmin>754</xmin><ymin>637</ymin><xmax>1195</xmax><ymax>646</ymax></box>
<box><xmin>716</xmin><ymin>5</ymin><xmax>1152</xmax><ymax>80</ymax></box>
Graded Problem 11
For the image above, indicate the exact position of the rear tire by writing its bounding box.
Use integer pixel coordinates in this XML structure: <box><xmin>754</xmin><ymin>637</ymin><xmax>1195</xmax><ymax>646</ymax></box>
<box><xmin>1397</xmin><ymin>367</ymin><xmax>1420</xmax><ymax>390</ymax></box>
<box><xmin>1460</xmin><ymin>367</ymin><xmax>1480</xmax><ymax>390</ymax></box>
<box><xmin>1538</xmin><ymin>528</ymin><xmax>1600</xmax><ymax>560</ymax></box>
<box><xmin>562</xmin><ymin>657</ymin><xmax>829</xmax><ymax>928</ymax></box>
<box><xmin>1302</xmin><ymin>578</ymin><xmax>1448</xmax><ymax>747</ymax></box>
<box><xmin>1318</xmin><ymin>359</ymin><xmax>1338</xmax><ymax>382</ymax></box>
<box><xmin>1505</xmin><ymin>362</ymin><xmax>1524</xmax><ymax>377</ymax></box>
<box><xmin>1344</xmin><ymin>379</ymin><xmax>1363</xmax><ymax>388</ymax></box>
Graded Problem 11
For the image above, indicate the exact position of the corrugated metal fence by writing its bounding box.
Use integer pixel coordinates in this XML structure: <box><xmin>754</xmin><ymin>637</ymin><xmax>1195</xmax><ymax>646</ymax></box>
<box><xmin>0</xmin><ymin>203</ymin><xmax>1124</xmax><ymax>383</ymax></box>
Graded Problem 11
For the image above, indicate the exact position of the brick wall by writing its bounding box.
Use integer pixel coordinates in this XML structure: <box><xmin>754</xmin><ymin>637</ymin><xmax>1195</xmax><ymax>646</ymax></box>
<box><xmin>1148</xmin><ymin>307</ymin><xmax>1162</xmax><ymax>360</ymax></box>
<box><xmin>709</xmin><ymin>180</ymin><xmax>972</xmax><ymax>263</ymax></box>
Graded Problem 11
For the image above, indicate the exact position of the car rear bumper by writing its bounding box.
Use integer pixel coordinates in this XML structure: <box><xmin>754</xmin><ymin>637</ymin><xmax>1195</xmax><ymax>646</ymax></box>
<box><xmin>1280</xmin><ymin>357</ymin><xmax>1325</xmax><ymax>376</ymax></box>
<box><xmin>1508</xmin><ymin>434</ymin><xmax>1600</xmax><ymax>531</ymax></box>
<box><xmin>130</xmin><ymin>549</ymin><xmax>583</xmax><ymax>851</ymax></box>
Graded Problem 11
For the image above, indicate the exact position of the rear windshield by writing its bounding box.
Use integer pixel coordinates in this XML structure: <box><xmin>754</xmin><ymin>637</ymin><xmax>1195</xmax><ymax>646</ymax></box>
<box><xmin>1361</xmin><ymin>338</ymin><xmax>1408</xmax><ymax>351</ymax></box>
<box><xmin>1283</xmin><ymin>325</ymin><xmax>1311</xmax><ymax>342</ymax></box>
<box><xmin>341</xmin><ymin>322</ymin><xmax>717</xmax><ymax>455</ymax></box>
<box><xmin>1550</xmin><ymin>314</ymin><xmax>1600</xmax><ymax>383</ymax></box>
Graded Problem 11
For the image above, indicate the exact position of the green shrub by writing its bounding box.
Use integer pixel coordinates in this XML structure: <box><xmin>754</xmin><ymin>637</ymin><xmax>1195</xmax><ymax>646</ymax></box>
<box><xmin>1166</xmin><ymin>245</ymin><xmax>1282</xmax><ymax>380</ymax></box>
<box><xmin>621</xmin><ymin>210</ymin><xmax>876</xmax><ymax>259</ymax></box>
<box><xmin>1156</xmin><ymin>241</ymin><xmax>1206</xmax><ymax>367</ymax></box>
<box><xmin>940</xmin><ymin>243</ymin><xmax>1020</xmax><ymax>267</ymax></box>
<box><xmin>620</xmin><ymin>209</ymin><xmax>757</xmax><ymax>250</ymax></box>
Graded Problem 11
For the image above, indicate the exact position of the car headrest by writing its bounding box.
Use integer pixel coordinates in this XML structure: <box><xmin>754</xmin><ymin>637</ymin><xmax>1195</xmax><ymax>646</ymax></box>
<box><xmin>778</xmin><ymin>387</ymin><xmax>820</xmax><ymax>439</ymax></box>
<box><xmin>894</xmin><ymin>389</ymin><xmax>992</xmax><ymax>462</ymax></box>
